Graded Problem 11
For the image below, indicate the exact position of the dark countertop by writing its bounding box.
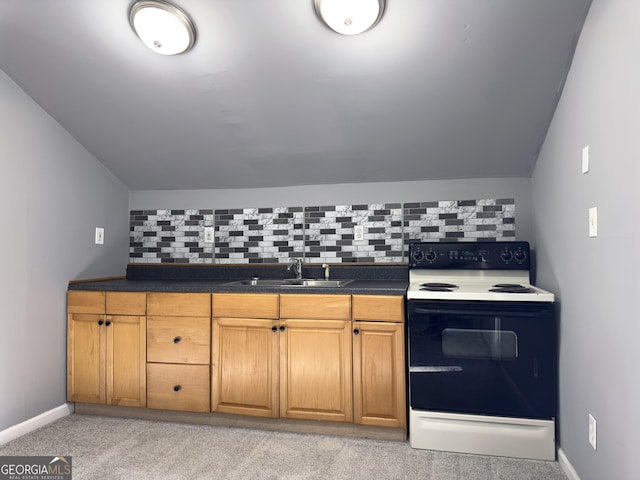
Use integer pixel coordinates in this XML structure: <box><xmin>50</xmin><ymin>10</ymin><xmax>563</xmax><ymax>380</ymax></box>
<box><xmin>68</xmin><ymin>278</ymin><xmax>408</xmax><ymax>295</ymax></box>
<box><xmin>68</xmin><ymin>264</ymin><xmax>409</xmax><ymax>296</ymax></box>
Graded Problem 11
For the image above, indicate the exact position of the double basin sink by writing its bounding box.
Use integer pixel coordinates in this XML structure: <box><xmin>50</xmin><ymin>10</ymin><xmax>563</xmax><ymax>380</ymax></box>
<box><xmin>223</xmin><ymin>278</ymin><xmax>355</xmax><ymax>288</ymax></box>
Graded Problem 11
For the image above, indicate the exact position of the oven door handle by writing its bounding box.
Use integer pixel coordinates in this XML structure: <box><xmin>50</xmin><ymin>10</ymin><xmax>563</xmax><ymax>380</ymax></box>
<box><xmin>410</xmin><ymin>366</ymin><xmax>463</xmax><ymax>373</ymax></box>
<box><xmin>412</xmin><ymin>307</ymin><xmax>549</xmax><ymax>317</ymax></box>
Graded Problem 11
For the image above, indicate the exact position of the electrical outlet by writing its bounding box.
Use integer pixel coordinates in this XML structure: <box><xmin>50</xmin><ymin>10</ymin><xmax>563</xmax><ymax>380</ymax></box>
<box><xmin>95</xmin><ymin>227</ymin><xmax>104</xmax><ymax>245</ymax></box>
<box><xmin>588</xmin><ymin>414</ymin><xmax>597</xmax><ymax>450</ymax></box>
<box><xmin>588</xmin><ymin>207</ymin><xmax>598</xmax><ymax>237</ymax></box>
<box><xmin>204</xmin><ymin>227</ymin><xmax>214</xmax><ymax>243</ymax></box>
<box><xmin>354</xmin><ymin>225</ymin><xmax>364</xmax><ymax>241</ymax></box>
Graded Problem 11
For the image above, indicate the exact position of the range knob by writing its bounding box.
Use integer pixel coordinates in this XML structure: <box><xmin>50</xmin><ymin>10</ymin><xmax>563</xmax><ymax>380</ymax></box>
<box><xmin>514</xmin><ymin>250</ymin><xmax>527</xmax><ymax>262</ymax></box>
<box><xmin>425</xmin><ymin>250</ymin><xmax>437</xmax><ymax>262</ymax></box>
<box><xmin>500</xmin><ymin>250</ymin><xmax>513</xmax><ymax>262</ymax></box>
<box><xmin>412</xmin><ymin>250</ymin><xmax>424</xmax><ymax>262</ymax></box>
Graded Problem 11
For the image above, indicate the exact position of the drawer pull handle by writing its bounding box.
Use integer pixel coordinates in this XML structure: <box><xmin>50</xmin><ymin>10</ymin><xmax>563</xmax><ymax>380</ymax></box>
<box><xmin>271</xmin><ymin>326</ymin><xmax>277</xmax><ymax>332</ymax></box>
<box><xmin>173</xmin><ymin>336</ymin><xmax>181</xmax><ymax>344</ymax></box>
<box><xmin>353</xmin><ymin>329</ymin><xmax>360</xmax><ymax>335</ymax></box>
<box><xmin>173</xmin><ymin>385</ymin><xmax>181</xmax><ymax>392</ymax></box>
<box><xmin>98</xmin><ymin>320</ymin><xmax>104</xmax><ymax>326</ymax></box>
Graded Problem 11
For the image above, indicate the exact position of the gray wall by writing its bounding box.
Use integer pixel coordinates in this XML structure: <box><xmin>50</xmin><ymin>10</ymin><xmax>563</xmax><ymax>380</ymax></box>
<box><xmin>532</xmin><ymin>0</ymin><xmax>639</xmax><ymax>478</ymax></box>
<box><xmin>0</xmin><ymin>70</ymin><xmax>130</xmax><ymax>431</ymax></box>
<box><xmin>130</xmin><ymin>177</ymin><xmax>534</xmax><ymax>242</ymax></box>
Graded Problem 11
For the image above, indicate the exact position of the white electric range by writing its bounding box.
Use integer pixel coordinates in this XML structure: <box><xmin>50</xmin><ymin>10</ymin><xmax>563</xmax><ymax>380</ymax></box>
<box><xmin>406</xmin><ymin>241</ymin><xmax>557</xmax><ymax>461</ymax></box>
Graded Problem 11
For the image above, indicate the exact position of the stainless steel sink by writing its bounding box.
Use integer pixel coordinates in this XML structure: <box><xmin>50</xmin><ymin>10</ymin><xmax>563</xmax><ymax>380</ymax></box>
<box><xmin>294</xmin><ymin>279</ymin><xmax>354</xmax><ymax>287</ymax></box>
<box><xmin>223</xmin><ymin>278</ymin><xmax>354</xmax><ymax>288</ymax></box>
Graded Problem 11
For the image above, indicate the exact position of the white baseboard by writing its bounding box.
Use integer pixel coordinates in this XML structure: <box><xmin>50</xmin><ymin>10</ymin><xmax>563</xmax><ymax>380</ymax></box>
<box><xmin>0</xmin><ymin>403</ymin><xmax>74</xmax><ymax>446</ymax></box>
<box><xmin>558</xmin><ymin>448</ymin><xmax>580</xmax><ymax>480</ymax></box>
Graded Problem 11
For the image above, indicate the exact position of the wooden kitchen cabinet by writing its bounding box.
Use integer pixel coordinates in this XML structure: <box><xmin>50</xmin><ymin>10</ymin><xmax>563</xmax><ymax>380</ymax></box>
<box><xmin>146</xmin><ymin>293</ymin><xmax>211</xmax><ymax>412</ymax></box>
<box><xmin>279</xmin><ymin>294</ymin><xmax>352</xmax><ymax>423</ymax></box>
<box><xmin>212</xmin><ymin>294</ymin><xmax>279</xmax><ymax>418</ymax></box>
<box><xmin>213</xmin><ymin>293</ymin><xmax>353</xmax><ymax>422</ymax></box>
<box><xmin>352</xmin><ymin>295</ymin><xmax>406</xmax><ymax>428</ymax></box>
<box><xmin>68</xmin><ymin>288</ymin><xmax>406</xmax><ymax>431</ymax></box>
<box><xmin>67</xmin><ymin>291</ymin><xmax>146</xmax><ymax>407</ymax></box>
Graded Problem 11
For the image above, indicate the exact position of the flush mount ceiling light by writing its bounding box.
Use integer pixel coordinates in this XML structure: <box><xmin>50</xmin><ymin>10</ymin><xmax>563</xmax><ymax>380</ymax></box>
<box><xmin>314</xmin><ymin>0</ymin><xmax>385</xmax><ymax>35</ymax></box>
<box><xmin>129</xmin><ymin>0</ymin><xmax>196</xmax><ymax>55</ymax></box>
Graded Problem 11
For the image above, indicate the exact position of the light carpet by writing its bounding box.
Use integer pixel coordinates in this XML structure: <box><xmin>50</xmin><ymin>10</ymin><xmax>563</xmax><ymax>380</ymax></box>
<box><xmin>0</xmin><ymin>414</ymin><xmax>567</xmax><ymax>479</ymax></box>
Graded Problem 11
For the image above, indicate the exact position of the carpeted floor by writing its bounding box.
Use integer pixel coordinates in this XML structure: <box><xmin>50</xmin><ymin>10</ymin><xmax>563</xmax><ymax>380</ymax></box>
<box><xmin>0</xmin><ymin>414</ymin><xmax>567</xmax><ymax>479</ymax></box>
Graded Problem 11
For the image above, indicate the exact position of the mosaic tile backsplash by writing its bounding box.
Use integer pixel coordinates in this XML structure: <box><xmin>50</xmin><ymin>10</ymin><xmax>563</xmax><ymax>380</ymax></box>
<box><xmin>130</xmin><ymin>198</ymin><xmax>515</xmax><ymax>264</ymax></box>
<box><xmin>304</xmin><ymin>204</ymin><xmax>404</xmax><ymax>264</ymax></box>
<box><xmin>214</xmin><ymin>207</ymin><xmax>304</xmax><ymax>263</ymax></box>
<box><xmin>130</xmin><ymin>210</ymin><xmax>214</xmax><ymax>263</ymax></box>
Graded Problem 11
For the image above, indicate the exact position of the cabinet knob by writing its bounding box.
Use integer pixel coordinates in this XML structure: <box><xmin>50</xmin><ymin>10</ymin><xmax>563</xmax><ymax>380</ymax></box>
<box><xmin>98</xmin><ymin>320</ymin><xmax>104</xmax><ymax>326</ymax></box>
<box><xmin>271</xmin><ymin>326</ymin><xmax>277</xmax><ymax>332</ymax></box>
<box><xmin>173</xmin><ymin>385</ymin><xmax>181</xmax><ymax>392</ymax></box>
<box><xmin>173</xmin><ymin>336</ymin><xmax>181</xmax><ymax>344</ymax></box>
<box><xmin>353</xmin><ymin>329</ymin><xmax>360</xmax><ymax>335</ymax></box>
<box><xmin>279</xmin><ymin>326</ymin><xmax>285</xmax><ymax>332</ymax></box>
<box><xmin>105</xmin><ymin>320</ymin><xmax>111</xmax><ymax>327</ymax></box>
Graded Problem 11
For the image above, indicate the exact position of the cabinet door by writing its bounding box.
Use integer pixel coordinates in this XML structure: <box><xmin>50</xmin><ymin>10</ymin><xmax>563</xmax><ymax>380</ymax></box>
<box><xmin>353</xmin><ymin>321</ymin><xmax>406</xmax><ymax>428</ymax></box>
<box><xmin>106</xmin><ymin>315</ymin><xmax>146</xmax><ymax>407</ymax></box>
<box><xmin>280</xmin><ymin>319</ymin><xmax>352</xmax><ymax>422</ymax></box>
<box><xmin>67</xmin><ymin>313</ymin><xmax>105</xmax><ymax>404</ymax></box>
<box><xmin>212</xmin><ymin>318</ymin><xmax>279</xmax><ymax>418</ymax></box>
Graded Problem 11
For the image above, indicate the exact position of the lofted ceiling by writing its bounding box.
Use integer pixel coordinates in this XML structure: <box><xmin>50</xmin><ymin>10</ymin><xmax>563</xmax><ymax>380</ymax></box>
<box><xmin>0</xmin><ymin>0</ymin><xmax>591</xmax><ymax>190</ymax></box>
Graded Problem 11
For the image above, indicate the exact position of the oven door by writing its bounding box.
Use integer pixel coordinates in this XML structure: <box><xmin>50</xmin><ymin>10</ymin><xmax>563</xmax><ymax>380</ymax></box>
<box><xmin>407</xmin><ymin>300</ymin><xmax>555</xmax><ymax>420</ymax></box>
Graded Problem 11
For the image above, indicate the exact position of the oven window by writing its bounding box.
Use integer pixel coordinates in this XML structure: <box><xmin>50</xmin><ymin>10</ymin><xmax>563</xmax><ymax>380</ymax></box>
<box><xmin>442</xmin><ymin>328</ymin><xmax>518</xmax><ymax>360</ymax></box>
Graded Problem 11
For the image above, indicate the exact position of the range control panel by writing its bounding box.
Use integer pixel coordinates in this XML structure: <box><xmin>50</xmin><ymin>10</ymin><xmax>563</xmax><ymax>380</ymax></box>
<box><xmin>409</xmin><ymin>241</ymin><xmax>531</xmax><ymax>270</ymax></box>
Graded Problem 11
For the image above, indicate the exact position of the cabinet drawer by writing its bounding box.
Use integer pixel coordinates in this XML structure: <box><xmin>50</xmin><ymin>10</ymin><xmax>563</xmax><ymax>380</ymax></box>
<box><xmin>106</xmin><ymin>292</ymin><xmax>146</xmax><ymax>315</ymax></box>
<box><xmin>147</xmin><ymin>363</ymin><xmax>210</xmax><ymax>413</ymax></box>
<box><xmin>147</xmin><ymin>293</ymin><xmax>211</xmax><ymax>317</ymax></box>
<box><xmin>280</xmin><ymin>294</ymin><xmax>351</xmax><ymax>320</ymax></box>
<box><xmin>68</xmin><ymin>291</ymin><xmax>105</xmax><ymax>314</ymax></box>
<box><xmin>147</xmin><ymin>316</ymin><xmax>210</xmax><ymax>364</ymax></box>
<box><xmin>352</xmin><ymin>295</ymin><xmax>404</xmax><ymax>323</ymax></box>
<box><xmin>212</xmin><ymin>293</ymin><xmax>279</xmax><ymax>319</ymax></box>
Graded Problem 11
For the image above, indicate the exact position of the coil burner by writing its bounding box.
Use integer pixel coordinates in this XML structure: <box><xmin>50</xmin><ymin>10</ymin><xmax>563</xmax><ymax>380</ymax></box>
<box><xmin>420</xmin><ymin>282</ymin><xmax>459</xmax><ymax>292</ymax></box>
<box><xmin>489</xmin><ymin>283</ymin><xmax>535</xmax><ymax>294</ymax></box>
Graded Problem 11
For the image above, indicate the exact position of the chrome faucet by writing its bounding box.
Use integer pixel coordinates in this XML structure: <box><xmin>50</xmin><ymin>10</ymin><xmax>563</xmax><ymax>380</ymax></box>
<box><xmin>322</xmin><ymin>263</ymin><xmax>330</xmax><ymax>280</ymax></box>
<box><xmin>287</xmin><ymin>258</ymin><xmax>303</xmax><ymax>279</ymax></box>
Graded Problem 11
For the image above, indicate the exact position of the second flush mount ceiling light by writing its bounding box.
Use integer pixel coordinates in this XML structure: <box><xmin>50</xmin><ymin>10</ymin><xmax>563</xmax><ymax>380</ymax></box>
<box><xmin>129</xmin><ymin>0</ymin><xmax>196</xmax><ymax>55</ymax></box>
<box><xmin>314</xmin><ymin>0</ymin><xmax>385</xmax><ymax>35</ymax></box>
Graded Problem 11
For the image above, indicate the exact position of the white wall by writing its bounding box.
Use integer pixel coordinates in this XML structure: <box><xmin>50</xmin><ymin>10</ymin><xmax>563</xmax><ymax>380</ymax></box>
<box><xmin>532</xmin><ymin>0</ymin><xmax>639</xmax><ymax>478</ymax></box>
<box><xmin>0</xmin><ymin>70</ymin><xmax>130</xmax><ymax>431</ymax></box>
<box><xmin>131</xmin><ymin>177</ymin><xmax>534</xmax><ymax>242</ymax></box>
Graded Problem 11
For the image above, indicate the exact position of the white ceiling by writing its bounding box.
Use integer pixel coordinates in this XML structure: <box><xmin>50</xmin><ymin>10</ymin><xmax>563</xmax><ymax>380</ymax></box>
<box><xmin>0</xmin><ymin>0</ymin><xmax>591</xmax><ymax>190</ymax></box>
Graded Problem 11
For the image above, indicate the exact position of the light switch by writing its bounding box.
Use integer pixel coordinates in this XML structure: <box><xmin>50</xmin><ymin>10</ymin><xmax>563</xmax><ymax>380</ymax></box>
<box><xmin>582</xmin><ymin>145</ymin><xmax>590</xmax><ymax>173</ymax></box>
<box><xmin>95</xmin><ymin>227</ymin><xmax>105</xmax><ymax>245</ymax></box>
<box><xmin>588</xmin><ymin>207</ymin><xmax>597</xmax><ymax>237</ymax></box>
